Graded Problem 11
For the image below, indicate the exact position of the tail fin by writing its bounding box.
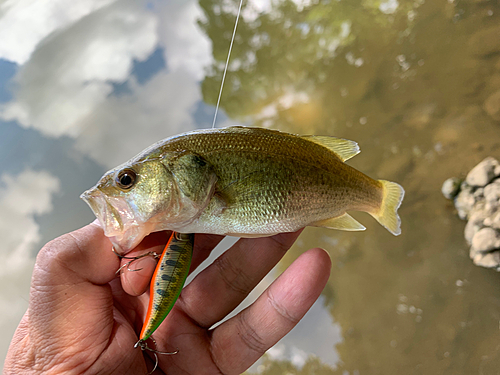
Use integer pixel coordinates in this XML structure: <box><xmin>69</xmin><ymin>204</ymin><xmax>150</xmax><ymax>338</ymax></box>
<box><xmin>369</xmin><ymin>180</ymin><xmax>405</xmax><ymax>236</ymax></box>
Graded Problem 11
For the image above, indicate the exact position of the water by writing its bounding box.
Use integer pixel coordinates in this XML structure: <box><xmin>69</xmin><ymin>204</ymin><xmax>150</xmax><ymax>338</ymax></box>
<box><xmin>1</xmin><ymin>0</ymin><xmax>500</xmax><ymax>373</ymax></box>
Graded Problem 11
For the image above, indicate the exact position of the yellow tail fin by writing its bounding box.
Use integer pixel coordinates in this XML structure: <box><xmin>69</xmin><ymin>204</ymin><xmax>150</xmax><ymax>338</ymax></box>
<box><xmin>369</xmin><ymin>180</ymin><xmax>405</xmax><ymax>236</ymax></box>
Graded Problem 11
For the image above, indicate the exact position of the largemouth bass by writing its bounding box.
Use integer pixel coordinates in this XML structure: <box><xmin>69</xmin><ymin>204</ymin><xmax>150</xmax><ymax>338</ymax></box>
<box><xmin>81</xmin><ymin>126</ymin><xmax>404</xmax><ymax>254</ymax></box>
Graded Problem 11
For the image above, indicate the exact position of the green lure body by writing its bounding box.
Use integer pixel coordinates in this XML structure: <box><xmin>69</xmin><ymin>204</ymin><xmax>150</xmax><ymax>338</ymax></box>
<box><xmin>138</xmin><ymin>232</ymin><xmax>193</xmax><ymax>342</ymax></box>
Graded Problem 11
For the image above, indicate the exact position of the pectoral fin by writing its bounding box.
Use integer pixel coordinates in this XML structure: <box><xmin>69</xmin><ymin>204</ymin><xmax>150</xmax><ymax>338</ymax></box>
<box><xmin>311</xmin><ymin>213</ymin><xmax>366</xmax><ymax>231</ymax></box>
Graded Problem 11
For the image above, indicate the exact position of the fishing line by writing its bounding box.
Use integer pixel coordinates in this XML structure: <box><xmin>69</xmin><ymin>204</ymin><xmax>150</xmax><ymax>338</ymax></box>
<box><xmin>211</xmin><ymin>0</ymin><xmax>244</xmax><ymax>129</ymax></box>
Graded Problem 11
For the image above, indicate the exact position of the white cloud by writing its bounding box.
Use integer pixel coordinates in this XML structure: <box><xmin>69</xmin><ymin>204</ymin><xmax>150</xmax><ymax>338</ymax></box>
<box><xmin>75</xmin><ymin>68</ymin><xmax>203</xmax><ymax>168</ymax></box>
<box><xmin>0</xmin><ymin>169</ymin><xmax>60</xmax><ymax>368</ymax></box>
<box><xmin>157</xmin><ymin>0</ymin><xmax>212</xmax><ymax>80</ymax></box>
<box><xmin>0</xmin><ymin>0</ymin><xmax>117</xmax><ymax>64</ymax></box>
<box><xmin>73</xmin><ymin>0</ymin><xmax>214</xmax><ymax>167</ymax></box>
<box><xmin>0</xmin><ymin>0</ymin><xmax>215</xmax><ymax>168</ymax></box>
<box><xmin>0</xmin><ymin>0</ymin><xmax>159</xmax><ymax>138</ymax></box>
<box><xmin>0</xmin><ymin>169</ymin><xmax>60</xmax><ymax>275</ymax></box>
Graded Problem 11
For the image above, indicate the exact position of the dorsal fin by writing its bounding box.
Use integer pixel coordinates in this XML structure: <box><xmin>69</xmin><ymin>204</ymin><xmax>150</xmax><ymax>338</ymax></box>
<box><xmin>303</xmin><ymin>135</ymin><xmax>360</xmax><ymax>162</ymax></box>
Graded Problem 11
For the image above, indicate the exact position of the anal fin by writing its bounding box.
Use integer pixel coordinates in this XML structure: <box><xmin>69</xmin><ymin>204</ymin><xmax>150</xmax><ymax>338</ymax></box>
<box><xmin>310</xmin><ymin>213</ymin><xmax>366</xmax><ymax>231</ymax></box>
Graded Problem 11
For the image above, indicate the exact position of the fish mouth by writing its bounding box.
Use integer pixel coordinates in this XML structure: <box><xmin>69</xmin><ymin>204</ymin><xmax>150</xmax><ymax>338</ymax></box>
<box><xmin>80</xmin><ymin>188</ymin><xmax>147</xmax><ymax>254</ymax></box>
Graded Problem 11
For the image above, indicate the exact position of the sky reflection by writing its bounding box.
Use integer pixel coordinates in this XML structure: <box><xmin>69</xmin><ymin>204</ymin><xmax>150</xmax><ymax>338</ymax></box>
<box><xmin>0</xmin><ymin>0</ymin><xmax>217</xmax><ymax>365</ymax></box>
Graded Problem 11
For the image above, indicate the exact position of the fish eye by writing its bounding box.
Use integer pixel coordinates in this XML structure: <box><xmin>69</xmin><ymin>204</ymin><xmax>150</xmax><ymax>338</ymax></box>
<box><xmin>116</xmin><ymin>168</ymin><xmax>136</xmax><ymax>190</ymax></box>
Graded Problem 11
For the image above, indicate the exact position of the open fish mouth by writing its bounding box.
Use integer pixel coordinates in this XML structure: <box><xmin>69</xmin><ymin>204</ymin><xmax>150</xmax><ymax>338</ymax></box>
<box><xmin>80</xmin><ymin>188</ymin><xmax>146</xmax><ymax>254</ymax></box>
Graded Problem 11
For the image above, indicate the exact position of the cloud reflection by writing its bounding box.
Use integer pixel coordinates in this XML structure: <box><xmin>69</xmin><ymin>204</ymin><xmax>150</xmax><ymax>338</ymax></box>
<box><xmin>1</xmin><ymin>0</ymin><xmax>158</xmax><ymax>138</ymax></box>
<box><xmin>0</xmin><ymin>0</ymin><xmax>213</xmax><ymax>366</ymax></box>
<box><xmin>0</xmin><ymin>0</ymin><xmax>213</xmax><ymax>168</ymax></box>
<box><xmin>0</xmin><ymin>169</ymin><xmax>59</xmax><ymax>366</ymax></box>
<box><xmin>0</xmin><ymin>169</ymin><xmax>60</xmax><ymax>275</ymax></box>
<box><xmin>0</xmin><ymin>0</ymin><xmax>117</xmax><ymax>64</ymax></box>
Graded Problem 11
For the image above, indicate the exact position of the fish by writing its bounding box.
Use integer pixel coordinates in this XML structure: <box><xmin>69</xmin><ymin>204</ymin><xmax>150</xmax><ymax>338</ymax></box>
<box><xmin>81</xmin><ymin>126</ymin><xmax>405</xmax><ymax>254</ymax></box>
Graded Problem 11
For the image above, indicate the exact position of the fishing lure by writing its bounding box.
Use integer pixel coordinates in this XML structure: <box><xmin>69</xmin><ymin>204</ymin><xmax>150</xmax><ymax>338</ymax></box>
<box><xmin>134</xmin><ymin>232</ymin><xmax>194</xmax><ymax>349</ymax></box>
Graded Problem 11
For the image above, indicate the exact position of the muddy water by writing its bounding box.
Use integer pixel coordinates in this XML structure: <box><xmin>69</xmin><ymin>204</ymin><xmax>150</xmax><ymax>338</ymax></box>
<box><xmin>199</xmin><ymin>0</ymin><xmax>500</xmax><ymax>373</ymax></box>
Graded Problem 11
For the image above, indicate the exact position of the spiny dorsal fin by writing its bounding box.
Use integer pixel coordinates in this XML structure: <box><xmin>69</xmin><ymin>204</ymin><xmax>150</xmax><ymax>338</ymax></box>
<box><xmin>303</xmin><ymin>135</ymin><xmax>360</xmax><ymax>162</ymax></box>
<box><xmin>310</xmin><ymin>213</ymin><xmax>366</xmax><ymax>231</ymax></box>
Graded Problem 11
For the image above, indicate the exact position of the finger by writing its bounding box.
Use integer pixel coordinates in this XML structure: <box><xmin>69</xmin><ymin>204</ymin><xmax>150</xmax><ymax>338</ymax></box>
<box><xmin>121</xmin><ymin>232</ymin><xmax>224</xmax><ymax>297</ymax></box>
<box><xmin>119</xmin><ymin>231</ymin><xmax>172</xmax><ymax>296</ymax></box>
<box><xmin>190</xmin><ymin>233</ymin><xmax>225</xmax><ymax>272</ymax></box>
<box><xmin>209</xmin><ymin>247</ymin><xmax>331</xmax><ymax>374</ymax></box>
<box><xmin>180</xmin><ymin>230</ymin><xmax>303</xmax><ymax>328</ymax></box>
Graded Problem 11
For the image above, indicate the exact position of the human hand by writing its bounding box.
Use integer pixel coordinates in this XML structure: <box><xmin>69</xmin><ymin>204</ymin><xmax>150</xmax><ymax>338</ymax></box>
<box><xmin>5</xmin><ymin>223</ymin><xmax>331</xmax><ymax>374</ymax></box>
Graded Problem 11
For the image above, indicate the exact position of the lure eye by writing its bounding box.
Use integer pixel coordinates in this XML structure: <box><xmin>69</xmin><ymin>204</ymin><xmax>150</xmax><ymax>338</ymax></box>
<box><xmin>116</xmin><ymin>168</ymin><xmax>137</xmax><ymax>190</ymax></box>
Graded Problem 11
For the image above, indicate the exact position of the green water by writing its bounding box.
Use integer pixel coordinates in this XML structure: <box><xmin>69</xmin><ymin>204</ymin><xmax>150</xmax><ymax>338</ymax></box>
<box><xmin>199</xmin><ymin>0</ymin><xmax>500</xmax><ymax>373</ymax></box>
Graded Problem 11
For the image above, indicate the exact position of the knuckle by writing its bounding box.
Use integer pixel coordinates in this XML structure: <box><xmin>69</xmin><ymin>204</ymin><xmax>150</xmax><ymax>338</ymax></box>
<box><xmin>267</xmin><ymin>288</ymin><xmax>299</xmax><ymax>325</ymax></box>
<box><xmin>266</xmin><ymin>233</ymin><xmax>296</xmax><ymax>253</ymax></box>
<box><xmin>35</xmin><ymin>234</ymin><xmax>80</xmax><ymax>275</ymax></box>
<box><xmin>214</xmin><ymin>254</ymin><xmax>253</xmax><ymax>295</ymax></box>
<box><xmin>237</xmin><ymin>310</ymin><xmax>268</xmax><ymax>354</ymax></box>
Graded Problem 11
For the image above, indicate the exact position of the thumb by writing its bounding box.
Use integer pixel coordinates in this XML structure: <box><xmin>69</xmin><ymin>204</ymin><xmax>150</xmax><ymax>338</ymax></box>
<box><xmin>27</xmin><ymin>223</ymin><xmax>121</xmax><ymax>365</ymax></box>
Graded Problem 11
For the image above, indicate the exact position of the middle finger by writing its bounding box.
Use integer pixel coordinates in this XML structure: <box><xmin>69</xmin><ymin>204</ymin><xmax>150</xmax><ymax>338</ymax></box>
<box><xmin>178</xmin><ymin>230</ymin><xmax>303</xmax><ymax>328</ymax></box>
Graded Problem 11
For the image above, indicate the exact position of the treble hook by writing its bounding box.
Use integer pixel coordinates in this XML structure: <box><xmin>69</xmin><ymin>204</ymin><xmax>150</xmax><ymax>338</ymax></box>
<box><xmin>112</xmin><ymin>247</ymin><xmax>160</xmax><ymax>275</ymax></box>
<box><xmin>174</xmin><ymin>232</ymin><xmax>191</xmax><ymax>241</ymax></box>
<box><xmin>135</xmin><ymin>337</ymin><xmax>179</xmax><ymax>374</ymax></box>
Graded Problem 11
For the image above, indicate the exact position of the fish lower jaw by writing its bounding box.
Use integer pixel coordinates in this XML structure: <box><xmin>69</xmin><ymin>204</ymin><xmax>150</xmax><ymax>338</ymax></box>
<box><xmin>106</xmin><ymin>224</ymin><xmax>152</xmax><ymax>255</ymax></box>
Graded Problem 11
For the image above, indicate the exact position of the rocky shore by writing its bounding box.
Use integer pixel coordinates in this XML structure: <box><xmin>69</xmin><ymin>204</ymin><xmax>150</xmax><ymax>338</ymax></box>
<box><xmin>442</xmin><ymin>157</ymin><xmax>500</xmax><ymax>270</ymax></box>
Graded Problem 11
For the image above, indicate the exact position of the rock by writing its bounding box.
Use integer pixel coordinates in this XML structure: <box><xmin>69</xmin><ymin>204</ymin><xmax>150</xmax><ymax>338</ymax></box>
<box><xmin>484</xmin><ymin>179</ymin><xmax>500</xmax><ymax>204</ymax></box>
<box><xmin>454</xmin><ymin>189</ymin><xmax>476</xmax><ymax>219</ymax></box>
<box><xmin>484</xmin><ymin>211</ymin><xmax>500</xmax><ymax>229</ymax></box>
<box><xmin>465</xmin><ymin>157</ymin><xmax>500</xmax><ymax>187</ymax></box>
<box><xmin>470</xmin><ymin>244</ymin><xmax>482</xmax><ymax>260</ymax></box>
<box><xmin>441</xmin><ymin>177</ymin><xmax>462</xmax><ymax>199</ymax></box>
<box><xmin>460</xmin><ymin>181</ymin><xmax>474</xmax><ymax>193</ymax></box>
<box><xmin>473</xmin><ymin>187</ymin><xmax>485</xmax><ymax>200</ymax></box>
<box><xmin>484</xmin><ymin>90</ymin><xmax>500</xmax><ymax>121</ymax></box>
<box><xmin>468</xmin><ymin>25</ymin><xmax>500</xmax><ymax>56</ymax></box>
<box><xmin>447</xmin><ymin>157</ymin><xmax>500</xmax><ymax>271</ymax></box>
<box><xmin>471</xmin><ymin>227</ymin><xmax>500</xmax><ymax>252</ymax></box>
<box><xmin>472</xmin><ymin>251</ymin><xmax>500</xmax><ymax>270</ymax></box>
<box><xmin>470</xmin><ymin>245</ymin><xmax>481</xmax><ymax>260</ymax></box>
<box><xmin>465</xmin><ymin>209</ymin><xmax>488</xmax><ymax>244</ymax></box>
